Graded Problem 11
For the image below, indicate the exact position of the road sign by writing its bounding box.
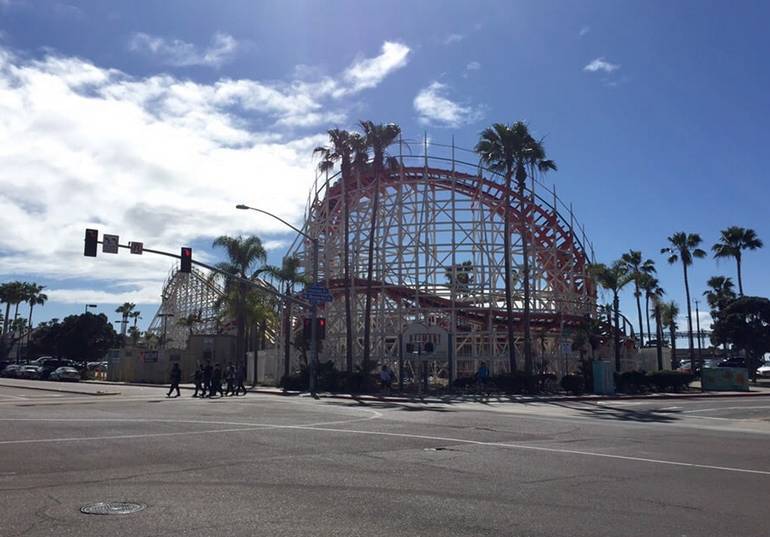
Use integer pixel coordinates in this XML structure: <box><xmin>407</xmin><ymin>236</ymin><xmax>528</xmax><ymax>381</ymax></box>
<box><xmin>129</xmin><ymin>241</ymin><xmax>143</xmax><ymax>255</ymax></box>
<box><xmin>303</xmin><ymin>283</ymin><xmax>332</xmax><ymax>304</ymax></box>
<box><xmin>102</xmin><ymin>234</ymin><xmax>119</xmax><ymax>254</ymax></box>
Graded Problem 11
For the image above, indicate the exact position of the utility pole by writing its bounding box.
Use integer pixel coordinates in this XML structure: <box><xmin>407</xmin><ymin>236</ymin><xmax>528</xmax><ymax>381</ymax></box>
<box><xmin>694</xmin><ymin>300</ymin><xmax>703</xmax><ymax>368</ymax></box>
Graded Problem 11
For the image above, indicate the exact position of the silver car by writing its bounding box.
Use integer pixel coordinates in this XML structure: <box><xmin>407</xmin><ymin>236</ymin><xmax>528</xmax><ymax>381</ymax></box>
<box><xmin>49</xmin><ymin>366</ymin><xmax>81</xmax><ymax>382</ymax></box>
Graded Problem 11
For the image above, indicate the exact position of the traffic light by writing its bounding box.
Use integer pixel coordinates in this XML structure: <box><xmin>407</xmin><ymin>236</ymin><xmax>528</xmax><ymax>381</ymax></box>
<box><xmin>302</xmin><ymin>318</ymin><xmax>326</xmax><ymax>340</ymax></box>
<box><xmin>180</xmin><ymin>247</ymin><xmax>192</xmax><ymax>273</ymax></box>
<box><xmin>84</xmin><ymin>228</ymin><xmax>98</xmax><ymax>257</ymax></box>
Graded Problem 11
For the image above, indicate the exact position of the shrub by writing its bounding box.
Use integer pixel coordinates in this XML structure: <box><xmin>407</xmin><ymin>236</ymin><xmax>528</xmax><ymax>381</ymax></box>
<box><xmin>280</xmin><ymin>370</ymin><xmax>308</xmax><ymax>391</ymax></box>
<box><xmin>490</xmin><ymin>371</ymin><xmax>530</xmax><ymax>393</ymax></box>
<box><xmin>560</xmin><ymin>374</ymin><xmax>585</xmax><ymax>395</ymax></box>
<box><xmin>648</xmin><ymin>370</ymin><xmax>694</xmax><ymax>392</ymax></box>
<box><xmin>452</xmin><ymin>376</ymin><xmax>476</xmax><ymax>390</ymax></box>
<box><xmin>615</xmin><ymin>371</ymin><xmax>649</xmax><ymax>394</ymax></box>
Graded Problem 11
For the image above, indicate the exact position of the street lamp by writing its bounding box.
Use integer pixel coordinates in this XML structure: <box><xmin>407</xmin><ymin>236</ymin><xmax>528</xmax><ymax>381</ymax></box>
<box><xmin>84</xmin><ymin>304</ymin><xmax>97</xmax><ymax>314</ymax></box>
<box><xmin>236</xmin><ymin>203</ymin><xmax>320</xmax><ymax>396</ymax></box>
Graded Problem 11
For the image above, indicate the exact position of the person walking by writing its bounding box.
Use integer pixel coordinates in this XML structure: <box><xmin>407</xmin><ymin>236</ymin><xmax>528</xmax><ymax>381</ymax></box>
<box><xmin>379</xmin><ymin>364</ymin><xmax>393</xmax><ymax>393</ymax></box>
<box><xmin>192</xmin><ymin>364</ymin><xmax>204</xmax><ymax>397</ymax></box>
<box><xmin>201</xmin><ymin>361</ymin><xmax>212</xmax><ymax>398</ymax></box>
<box><xmin>225</xmin><ymin>363</ymin><xmax>236</xmax><ymax>396</ymax></box>
<box><xmin>234</xmin><ymin>364</ymin><xmax>247</xmax><ymax>396</ymax></box>
<box><xmin>166</xmin><ymin>363</ymin><xmax>181</xmax><ymax>398</ymax></box>
<box><xmin>476</xmin><ymin>361</ymin><xmax>490</xmax><ymax>395</ymax></box>
<box><xmin>209</xmin><ymin>363</ymin><xmax>222</xmax><ymax>398</ymax></box>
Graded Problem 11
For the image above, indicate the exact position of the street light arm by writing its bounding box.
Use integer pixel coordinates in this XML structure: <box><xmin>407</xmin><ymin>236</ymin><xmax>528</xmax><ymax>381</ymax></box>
<box><xmin>235</xmin><ymin>204</ymin><xmax>315</xmax><ymax>243</ymax></box>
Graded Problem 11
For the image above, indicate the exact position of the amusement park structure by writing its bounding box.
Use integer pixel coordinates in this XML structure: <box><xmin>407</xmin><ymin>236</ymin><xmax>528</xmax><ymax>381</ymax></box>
<box><xmin>284</xmin><ymin>137</ymin><xmax>623</xmax><ymax>380</ymax></box>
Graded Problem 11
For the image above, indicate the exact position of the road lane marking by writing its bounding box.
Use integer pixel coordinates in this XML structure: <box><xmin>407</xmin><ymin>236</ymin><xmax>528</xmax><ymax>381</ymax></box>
<box><xmin>0</xmin><ymin>413</ymin><xmax>768</xmax><ymax>477</ymax></box>
<box><xmin>684</xmin><ymin>406</ymin><xmax>770</xmax><ymax>414</ymax></box>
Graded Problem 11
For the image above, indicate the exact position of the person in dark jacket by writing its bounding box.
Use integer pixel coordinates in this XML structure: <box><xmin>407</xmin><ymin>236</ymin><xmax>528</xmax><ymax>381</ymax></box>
<box><xmin>201</xmin><ymin>362</ymin><xmax>212</xmax><ymax>398</ymax></box>
<box><xmin>234</xmin><ymin>364</ymin><xmax>247</xmax><ymax>396</ymax></box>
<box><xmin>167</xmin><ymin>363</ymin><xmax>181</xmax><ymax>398</ymax></box>
<box><xmin>192</xmin><ymin>364</ymin><xmax>204</xmax><ymax>397</ymax></box>
<box><xmin>225</xmin><ymin>363</ymin><xmax>236</xmax><ymax>396</ymax></box>
<box><xmin>209</xmin><ymin>364</ymin><xmax>222</xmax><ymax>398</ymax></box>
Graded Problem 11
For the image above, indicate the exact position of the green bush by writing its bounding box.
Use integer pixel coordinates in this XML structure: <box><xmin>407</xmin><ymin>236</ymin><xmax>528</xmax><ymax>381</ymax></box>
<box><xmin>560</xmin><ymin>374</ymin><xmax>585</xmax><ymax>395</ymax></box>
<box><xmin>615</xmin><ymin>371</ymin><xmax>650</xmax><ymax>394</ymax></box>
<box><xmin>647</xmin><ymin>370</ymin><xmax>693</xmax><ymax>392</ymax></box>
<box><xmin>490</xmin><ymin>371</ymin><xmax>531</xmax><ymax>393</ymax></box>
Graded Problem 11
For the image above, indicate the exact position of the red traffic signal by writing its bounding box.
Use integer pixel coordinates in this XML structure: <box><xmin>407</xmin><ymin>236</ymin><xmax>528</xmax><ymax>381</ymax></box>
<box><xmin>84</xmin><ymin>228</ymin><xmax>98</xmax><ymax>257</ymax></box>
<box><xmin>180</xmin><ymin>247</ymin><xmax>192</xmax><ymax>273</ymax></box>
<box><xmin>303</xmin><ymin>317</ymin><xmax>326</xmax><ymax>340</ymax></box>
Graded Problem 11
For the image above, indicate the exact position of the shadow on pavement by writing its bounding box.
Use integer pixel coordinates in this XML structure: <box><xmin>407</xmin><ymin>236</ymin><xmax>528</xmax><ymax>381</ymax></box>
<box><xmin>324</xmin><ymin>400</ymin><xmax>456</xmax><ymax>412</ymax></box>
<box><xmin>544</xmin><ymin>400</ymin><xmax>682</xmax><ymax>423</ymax></box>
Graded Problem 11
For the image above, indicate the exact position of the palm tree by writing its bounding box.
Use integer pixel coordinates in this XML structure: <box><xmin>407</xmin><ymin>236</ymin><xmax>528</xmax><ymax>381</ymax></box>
<box><xmin>177</xmin><ymin>310</ymin><xmax>203</xmax><ymax>340</ymax></box>
<box><xmin>359</xmin><ymin>121</ymin><xmax>401</xmax><ymax>374</ymax></box>
<box><xmin>259</xmin><ymin>256</ymin><xmax>308</xmax><ymax>381</ymax></box>
<box><xmin>589</xmin><ymin>261</ymin><xmax>633</xmax><ymax>371</ymax></box>
<box><xmin>658</xmin><ymin>301</ymin><xmax>680</xmax><ymax>368</ymax></box>
<box><xmin>661</xmin><ymin>232</ymin><xmax>706</xmax><ymax>364</ymax></box>
<box><xmin>25</xmin><ymin>283</ymin><xmax>47</xmax><ymax>331</ymax></box>
<box><xmin>314</xmin><ymin>128</ymin><xmax>366</xmax><ymax>373</ymax></box>
<box><xmin>712</xmin><ymin>226</ymin><xmax>763</xmax><ymax>296</ymax></box>
<box><xmin>212</xmin><ymin>235</ymin><xmax>267</xmax><ymax>372</ymax></box>
<box><xmin>475</xmin><ymin>122</ymin><xmax>557</xmax><ymax>375</ymax></box>
<box><xmin>621</xmin><ymin>250</ymin><xmax>656</xmax><ymax>346</ymax></box>
<box><xmin>703</xmin><ymin>275</ymin><xmax>736</xmax><ymax>316</ymax></box>
<box><xmin>640</xmin><ymin>274</ymin><xmax>663</xmax><ymax>346</ymax></box>
<box><xmin>129</xmin><ymin>311</ymin><xmax>142</xmax><ymax>329</ymax></box>
<box><xmin>0</xmin><ymin>281</ymin><xmax>25</xmax><ymax>335</ymax></box>
<box><xmin>646</xmin><ymin>282</ymin><xmax>666</xmax><ymax>370</ymax></box>
<box><xmin>115</xmin><ymin>302</ymin><xmax>136</xmax><ymax>336</ymax></box>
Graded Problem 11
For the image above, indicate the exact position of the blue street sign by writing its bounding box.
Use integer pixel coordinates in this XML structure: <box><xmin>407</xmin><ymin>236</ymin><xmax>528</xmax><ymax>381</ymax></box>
<box><xmin>303</xmin><ymin>283</ymin><xmax>332</xmax><ymax>304</ymax></box>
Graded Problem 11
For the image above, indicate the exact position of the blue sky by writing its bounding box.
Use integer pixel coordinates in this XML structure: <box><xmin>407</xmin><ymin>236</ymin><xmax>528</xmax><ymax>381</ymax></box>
<box><xmin>0</xmin><ymin>0</ymin><xmax>768</xmax><ymax>334</ymax></box>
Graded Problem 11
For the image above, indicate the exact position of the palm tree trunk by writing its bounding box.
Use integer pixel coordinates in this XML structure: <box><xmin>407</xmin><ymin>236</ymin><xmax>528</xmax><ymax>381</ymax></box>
<box><xmin>3</xmin><ymin>302</ymin><xmax>10</xmax><ymax>334</ymax></box>
<box><xmin>362</xmin><ymin>167</ymin><xmax>381</xmax><ymax>375</ymax></box>
<box><xmin>669</xmin><ymin>324</ymin><xmax>677</xmax><ymax>369</ymax></box>
<box><xmin>613</xmin><ymin>292</ymin><xmax>621</xmax><ymax>372</ymax></box>
<box><xmin>654</xmin><ymin>303</ymin><xmax>663</xmax><ymax>371</ymax></box>
<box><xmin>343</xmin><ymin>169</ymin><xmax>353</xmax><ymax>373</ymax></box>
<box><xmin>682</xmin><ymin>262</ymin><xmax>695</xmax><ymax>364</ymax></box>
<box><xmin>634</xmin><ymin>283</ymin><xmax>644</xmax><ymax>346</ymax></box>
<box><xmin>645</xmin><ymin>294</ymin><xmax>651</xmax><ymax>344</ymax></box>
<box><xmin>736</xmin><ymin>255</ymin><xmax>744</xmax><ymax>296</ymax></box>
<box><xmin>503</xmin><ymin>175</ymin><xmax>517</xmax><ymax>372</ymax></box>
<box><xmin>27</xmin><ymin>304</ymin><xmax>34</xmax><ymax>332</ymax></box>
<box><xmin>519</xmin><ymin>183</ymin><xmax>532</xmax><ymax>375</ymax></box>
<box><xmin>283</xmin><ymin>285</ymin><xmax>291</xmax><ymax>381</ymax></box>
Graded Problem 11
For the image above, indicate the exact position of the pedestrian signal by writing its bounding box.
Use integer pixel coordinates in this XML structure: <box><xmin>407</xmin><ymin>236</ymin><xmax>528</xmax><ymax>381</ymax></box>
<box><xmin>84</xmin><ymin>228</ymin><xmax>98</xmax><ymax>257</ymax></box>
<box><xmin>180</xmin><ymin>247</ymin><xmax>192</xmax><ymax>273</ymax></box>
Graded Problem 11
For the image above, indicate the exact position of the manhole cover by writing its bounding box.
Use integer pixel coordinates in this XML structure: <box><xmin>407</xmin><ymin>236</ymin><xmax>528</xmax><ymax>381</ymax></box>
<box><xmin>80</xmin><ymin>502</ymin><xmax>146</xmax><ymax>515</ymax></box>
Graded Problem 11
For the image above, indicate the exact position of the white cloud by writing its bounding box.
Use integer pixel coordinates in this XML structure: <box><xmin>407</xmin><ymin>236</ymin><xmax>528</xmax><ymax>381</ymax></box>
<box><xmin>583</xmin><ymin>57</ymin><xmax>620</xmax><ymax>73</ymax></box>
<box><xmin>579</xmin><ymin>26</ymin><xmax>590</xmax><ymax>37</ymax></box>
<box><xmin>443</xmin><ymin>33</ymin><xmax>465</xmax><ymax>45</ymax></box>
<box><xmin>0</xmin><ymin>40</ymin><xmax>410</xmax><ymax>304</ymax></box>
<box><xmin>466</xmin><ymin>61</ymin><xmax>481</xmax><ymax>71</ymax></box>
<box><xmin>413</xmin><ymin>81</ymin><xmax>483</xmax><ymax>128</ymax></box>
<box><xmin>129</xmin><ymin>32</ymin><xmax>238</xmax><ymax>68</ymax></box>
<box><xmin>339</xmin><ymin>41</ymin><xmax>410</xmax><ymax>95</ymax></box>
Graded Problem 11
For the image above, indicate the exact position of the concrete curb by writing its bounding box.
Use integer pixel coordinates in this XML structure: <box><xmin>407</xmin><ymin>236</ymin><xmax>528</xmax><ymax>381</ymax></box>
<box><xmin>0</xmin><ymin>381</ymin><xmax>121</xmax><ymax>396</ymax></box>
<box><xmin>78</xmin><ymin>380</ymin><xmax>770</xmax><ymax>405</ymax></box>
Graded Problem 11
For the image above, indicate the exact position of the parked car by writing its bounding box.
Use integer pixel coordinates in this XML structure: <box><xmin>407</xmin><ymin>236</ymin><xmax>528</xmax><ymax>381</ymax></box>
<box><xmin>31</xmin><ymin>357</ymin><xmax>79</xmax><ymax>379</ymax></box>
<box><xmin>17</xmin><ymin>365</ymin><xmax>43</xmax><ymax>379</ymax></box>
<box><xmin>1</xmin><ymin>363</ymin><xmax>22</xmax><ymax>378</ymax></box>
<box><xmin>48</xmin><ymin>366</ymin><xmax>81</xmax><ymax>382</ymax></box>
<box><xmin>718</xmin><ymin>357</ymin><xmax>746</xmax><ymax>368</ymax></box>
<box><xmin>756</xmin><ymin>361</ymin><xmax>770</xmax><ymax>378</ymax></box>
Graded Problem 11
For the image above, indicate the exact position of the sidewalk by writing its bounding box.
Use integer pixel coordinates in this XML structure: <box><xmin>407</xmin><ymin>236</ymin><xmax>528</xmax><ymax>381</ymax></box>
<box><xmin>78</xmin><ymin>378</ymin><xmax>770</xmax><ymax>405</ymax></box>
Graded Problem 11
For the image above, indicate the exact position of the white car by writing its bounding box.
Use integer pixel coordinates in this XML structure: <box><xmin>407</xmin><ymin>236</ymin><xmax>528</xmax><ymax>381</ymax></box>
<box><xmin>757</xmin><ymin>362</ymin><xmax>770</xmax><ymax>378</ymax></box>
<box><xmin>48</xmin><ymin>366</ymin><xmax>81</xmax><ymax>382</ymax></box>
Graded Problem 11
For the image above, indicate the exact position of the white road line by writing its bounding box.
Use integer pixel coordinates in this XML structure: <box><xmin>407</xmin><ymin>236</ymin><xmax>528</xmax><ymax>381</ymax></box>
<box><xmin>684</xmin><ymin>406</ymin><xmax>770</xmax><ymax>414</ymax></box>
<box><xmin>0</xmin><ymin>413</ymin><xmax>767</xmax><ymax>477</ymax></box>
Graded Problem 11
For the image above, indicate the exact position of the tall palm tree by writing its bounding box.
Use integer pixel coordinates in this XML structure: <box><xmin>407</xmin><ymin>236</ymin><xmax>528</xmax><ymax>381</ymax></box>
<box><xmin>25</xmin><ymin>283</ymin><xmax>47</xmax><ymax>331</ymax></box>
<box><xmin>359</xmin><ymin>121</ymin><xmax>401</xmax><ymax>374</ymax></box>
<box><xmin>129</xmin><ymin>311</ymin><xmax>142</xmax><ymax>329</ymax></box>
<box><xmin>712</xmin><ymin>226</ymin><xmax>763</xmax><ymax>296</ymax></box>
<box><xmin>589</xmin><ymin>261</ymin><xmax>633</xmax><ymax>372</ymax></box>
<box><xmin>646</xmin><ymin>282</ymin><xmax>666</xmax><ymax>370</ymax></box>
<box><xmin>621</xmin><ymin>250</ymin><xmax>656</xmax><ymax>346</ymax></box>
<box><xmin>661</xmin><ymin>232</ymin><xmax>706</xmax><ymax>364</ymax></box>
<box><xmin>259</xmin><ymin>256</ymin><xmax>308</xmax><ymax>380</ymax></box>
<box><xmin>212</xmin><ymin>235</ymin><xmax>267</xmax><ymax>371</ymax></box>
<box><xmin>703</xmin><ymin>275</ymin><xmax>736</xmax><ymax>316</ymax></box>
<box><xmin>314</xmin><ymin>128</ymin><xmax>366</xmax><ymax>373</ymax></box>
<box><xmin>640</xmin><ymin>274</ymin><xmax>663</xmax><ymax>345</ymax></box>
<box><xmin>115</xmin><ymin>302</ymin><xmax>136</xmax><ymax>336</ymax></box>
<box><xmin>0</xmin><ymin>282</ymin><xmax>24</xmax><ymax>335</ymax></box>
<box><xmin>475</xmin><ymin>122</ymin><xmax>557</xmax><ymax>375</ymax></box>
<box><xmin>658</xmin><ymin>301</ymin><xmax>680</xmax><ymax>368</ymax></box>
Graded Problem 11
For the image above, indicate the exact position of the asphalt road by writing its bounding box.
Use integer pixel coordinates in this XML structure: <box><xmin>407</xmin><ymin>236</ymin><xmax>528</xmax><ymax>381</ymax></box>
<box><xmin>1</xmin><ymin>381</ymin><xmax>769</xmax><ymax>537</ymax></box>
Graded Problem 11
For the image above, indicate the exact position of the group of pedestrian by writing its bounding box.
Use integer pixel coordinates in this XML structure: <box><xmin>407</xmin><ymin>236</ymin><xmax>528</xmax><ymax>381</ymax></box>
<box><xmin>166</xmin><ymin>362</ymin><xmax>247</xmax><ymax>398</ymax></box>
